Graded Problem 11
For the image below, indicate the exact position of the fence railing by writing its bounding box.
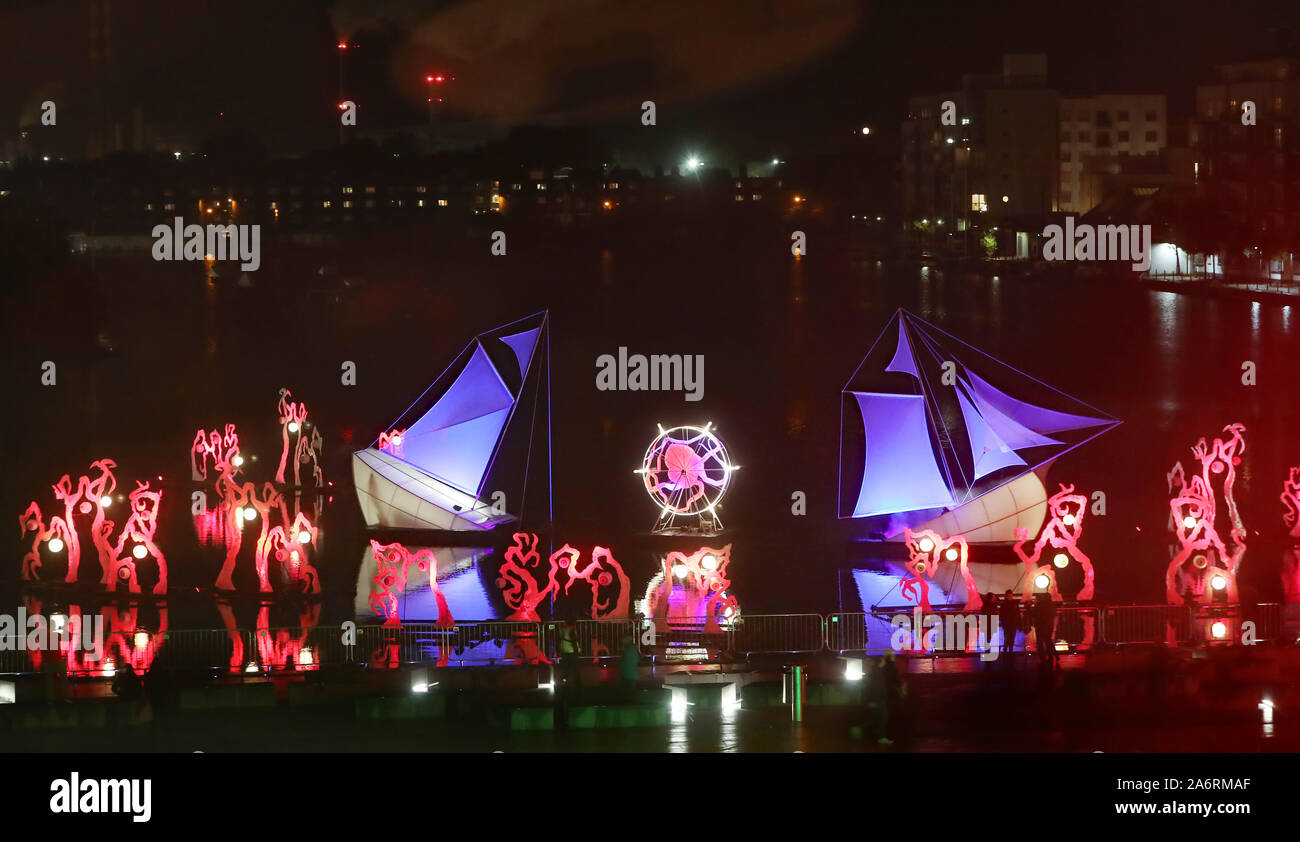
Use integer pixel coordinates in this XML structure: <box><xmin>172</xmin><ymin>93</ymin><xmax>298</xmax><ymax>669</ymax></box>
<box><xmin>0</xmin><ymin>605</ymin><xmax>1290</xmax><ymax>676</ymax></box>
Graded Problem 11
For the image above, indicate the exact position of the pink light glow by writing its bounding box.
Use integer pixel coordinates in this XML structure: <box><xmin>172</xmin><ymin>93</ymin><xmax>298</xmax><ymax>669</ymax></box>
<box><xmin>644</xmin><ymin>545</ymin><xmax>737</xmax><ymax>633</ymax></box>
<box><xmin>1166</xmin><ymin>424</ymin><xmax>1246</xmax><ymax>606</ymax></box>
<box><xmin>1013</xmin><ymin>483</ymin><xmax>1094</xmax><ymax>601</ymax></box>
<box><xmin>902</xmin><ymin>529</ymin><xmax>981</xmax><ymax>613</ymax></box>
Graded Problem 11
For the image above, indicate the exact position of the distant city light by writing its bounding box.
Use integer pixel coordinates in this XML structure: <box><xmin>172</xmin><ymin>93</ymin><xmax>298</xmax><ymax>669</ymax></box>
<box><xmin>685</xmin><ymin>157</ymin><xmax>701</xmax><ymax>171</ymax></box>
<box><xmin>860</xmin><ymin>126</ymin><xmax>871</xmax><ymax>135</ymax></box>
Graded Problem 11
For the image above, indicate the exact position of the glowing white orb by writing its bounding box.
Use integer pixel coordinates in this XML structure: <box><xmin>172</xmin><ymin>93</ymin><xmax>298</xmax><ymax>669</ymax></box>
<box><xmin>1183</xmin><ymin>515</ymin><xmax>1198</xmax><ymax>529</ymax></box>
<box><xmin>100</xmin><ymin>496</ymin><xmax>113</xmax><ymax>507</ymax></box>
<box><xmin>242</xmin><ymin>507</ymin><xmax>258</xmax><ymax>521</ymax></box>
<box><xmin>701</xmin><ymin>554</ymin><xmax>717</xmax><ymax>570</ymax></box>
<box><xmin>297</xmin><ymin>531</ymin><xmax>311</xmax><ymax>544</ymax></box>
<box><xmin>918</xmin><ymin>537</ymin><xmax>935</xmax><ymax>553</ymax></box>
<box><xmin>944</xmin><ymin>547</ymin><xmax>959</xmax><ymax>561</ymax></box>
<box><xmin>1211</xmin><ymin>574</ymin><xmax>1227</xmax><ymax>591</ymax></box>
<box><xmin>297</xmin><ymin>648</ymin><xmax>314</xmax><ymax>666</ymax></box>
<box><xmin>1035</xmin><ymin>573</ymin><xmax>1051</xmax><ymax>589</ymax></box>
<box><xmin>392</xmin><ymin>434</ymin><xmax>403</xmax><ymax>446</ymax></box>
<box><xmin>134</xmin><ymin>631</ymin><xmax>149</xmax><ymax>649</ymax></box>
<box><xmin>1053</xmin><ymin>553</ymin><xmax>1069</xmax><ymax>569</ymax></box>
<box><xmin>287</xmin><ymin>421</ymin><xmax>300</xmax><ymax>433</ymax></box>
<box><xmin>1062</xmin><ymin>514</ymin><xmax>1075</xmax><ymax>526</ymax></box>
<box><xmin>48</xmin><ymin>537</ymin><xmax>65</xmax><ymax>553</ymax></box>
<box><xmin>672</xmin><ymin>564</ymin><xmax>688</xmax><ymax>579</ymax></box>
<box><xmin>132</xmin><ymin>544</ymin><xmax>148</xmax><ymax>559</ymax></box>
<box><xmin>1211</xmin><ymin>621</ymin><xmax>1227</xmax><ymax>639</ymax></box>
<box><xmin>231</xmin><ymin>454</ymin><xmax>244</xmax><ymax>467</ymax></box>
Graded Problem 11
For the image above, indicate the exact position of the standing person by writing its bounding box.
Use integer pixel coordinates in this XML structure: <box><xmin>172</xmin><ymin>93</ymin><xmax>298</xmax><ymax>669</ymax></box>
<box><xmin>875</xmin><ymin>651</ymin><xmax>906</xmax><ymax>745</ymax></box>
<box><xmin>1032</xmin><ymin>595</ymin><xmax>1058</xmax><ymax>669</ymax></box>
<box><xmin>998</xmin><ymin>590</ymin><xmax>1020</xmax><ymax>655</ymax></box>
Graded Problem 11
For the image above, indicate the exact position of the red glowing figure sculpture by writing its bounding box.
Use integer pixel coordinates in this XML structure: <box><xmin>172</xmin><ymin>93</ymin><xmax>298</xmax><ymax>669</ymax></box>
<box><xmin>644</xmin><ymin>545</ymin><xmax>737</xmax><ymax>633</ymax></box>
<box><xmin>495</xmin><ymin>533</ymin><xmax>631</xmax><ymax>622</ymax></box>
<box><xmin>377</xmin><ymin>428</ymin><xmax>406</xmax><ymax>458</ymax></box>
<box><xmin>1282</xmin><ymin>467</ymin><xmax>1300</xmax><ymax>540</ymax></box>
<box><xmin>563</xmin><ymin>545</ymin><xmax>631</xmax><ymax>620</ymax></box>
<box><xmin>50</xmin><ymin>473</ymin><xmax>88</xmax><ymax>583</ymax></box>
<box><xmin>901</xmin><ymin>529</ymin><xmax>981</xmax><ymax>613</ymax></box>
<box><xmin>191</xmin><ymin>424</ymin><xmax>241</xmax><ymax>482</ymax></box>
<box><xmin>1013</xmin><ymin>483</ymin><xmax>1093</xmax><ymax>601</ymax></box>
<box><xmin>496</xmin><ymin>532</ymin><xmax>560</xmax><ymax>622</ymax></box>
<box><xmin>367</xmin><ymin>540</ymin><xmax>454</xmax><ymax>628</ymax></box>
<box><xmin>276</xmin><ymin>388</ymin><xmax>309</xmax><ymax>485</ymax></box>
<box><xmin>213</xmin><ymin>476</ymin><xmax>279</xmax><ymax>591</ymax></box>
<box><xmin>101</xmin><ymin>481</ymin><xmax>167</xmax><ymax>595</ymax></box>
<box><xmin>265</xmin><ymin>510</ymin><xmax>322</xmax><ymax>594</ymax></box>
<box><xmin>216</xmin><ymin>601</ymin><xmax>246</xmax><ymax>673</ymax></box>
<box><xmin>1166</xmin><ymin>424</ymin><xmax>1246</xmax><ymax>606</ymax></box>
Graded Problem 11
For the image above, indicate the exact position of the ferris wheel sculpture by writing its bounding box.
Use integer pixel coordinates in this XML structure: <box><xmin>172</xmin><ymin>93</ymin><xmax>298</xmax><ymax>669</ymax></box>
<box><xmin>636</xmin><ymin>423</ymin><xmax>737</xmax><ymax>535</ymax></box>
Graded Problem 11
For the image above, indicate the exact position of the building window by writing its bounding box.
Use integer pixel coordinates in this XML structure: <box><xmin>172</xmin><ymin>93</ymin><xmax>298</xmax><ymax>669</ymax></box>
<box><xmin>1097</xmin><ymin>132</ymin><xmax>1111</xmax><ymax>148</ymax></box>
<box><xmin>415</xmin><ymin>186</ymin><xmax>427</xmax><ymax>193</ymax></box>
<box><xmin>1118</xmin><ymin>110</ymin><xmax>1129</xmax><ymax>121</ymax></box>
<box><xmin>342</xmin><ymin>186</ymin><xmax>353</xmax><ymax>194</ymax></box>
<box><xmin>970</xmin><ymin>193</ymin><xmax>987</xmax><ymax>212</ymax></box>
<box><xmin>364</xmin><ymin>186</ymin><xmax>376</xmax><ymax>194</ymax></box>
<box><xmin>1145</xmin><ymin>131</ymin><xmax>1158</xmax><ymax>142</ymax></box>
<box><xmin>1061</xmin><ymin>131</ymin><xmax>1071</xmax><ymax>142</ymax></box>
<box><xmin>1062</xmin><ymin>151</ymin><xmax>1072</xmax><ymax>162</ymax></box>
<box><xmin>752</xmin><ymin>193</ymin><xmax>762</xmax><ymax>200</ymax></box>
<box><xmin>1061</xmin><ymin>191</ymin><xmax>1072</xmax><ymax>202</ymax></box>
<box><xmin>1118</xmin><ymin>131</ymin><xmax>1129</xmax><ymax>142</ymax></box>
<box><xmin>1145</xmin><ymin>111</ymin><xmax>1158</xmax><ymax>121</ymax></box>
<box><xmin>437</xmin><ymin>199</ymin><xmax>448</xmax><ymax>207</ymax></box>
<box><xmin>1077</xmin><ymin>131</ymin><xmax>1091</xmax><ymax>142</ymax></box>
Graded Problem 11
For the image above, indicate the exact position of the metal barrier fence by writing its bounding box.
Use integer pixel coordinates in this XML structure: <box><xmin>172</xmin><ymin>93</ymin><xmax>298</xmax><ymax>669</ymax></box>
<box><xmin>0</xmin><ymin>606</ymin><xmax>1289</xmax><ymax>676</ymax></box>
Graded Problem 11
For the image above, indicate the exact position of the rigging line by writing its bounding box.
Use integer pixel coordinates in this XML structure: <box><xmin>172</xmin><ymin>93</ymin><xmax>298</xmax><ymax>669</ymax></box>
<box><xmin>904</xmin><ymin>314</ymin><xmax>969</xmax><ymax>497</ymax></box>
<box><xmin>904</xmin><ymin>310</ymin><xmax>1121</xmax><ymax>422</ymax></box>
<box><xmin>372</xmin><ymin>338</ymin><xmax>476</xmax><ymax>448</ymax></box>
<box><xmin>841</xmin><ymin>307</ymin><xmax>901</xmax><ymax>391</ymax></box>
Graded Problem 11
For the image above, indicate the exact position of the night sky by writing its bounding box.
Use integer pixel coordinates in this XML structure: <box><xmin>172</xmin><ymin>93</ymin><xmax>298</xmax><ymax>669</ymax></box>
<box><xmin>3</xmin><ymin>0</ymin><xmax>1298</xmax><ymax>165</ymax></box>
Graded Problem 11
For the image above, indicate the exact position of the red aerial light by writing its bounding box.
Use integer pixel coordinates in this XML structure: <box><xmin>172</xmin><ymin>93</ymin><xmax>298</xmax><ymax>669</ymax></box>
<box><xmin>434</xmin><ymin>75</ymin><xmax>445</xmax><ymax>83</ymax></box>
<box><xmin>426</xmin><ymin>75</ymin><xmax>434</xmax><ymax>82</ymax></box>
<box><xmin>337</xmin><ymin>42</ymin><xmax>347</xmax><ymax>49</ymax></box>
<box><xmin>338</xmin><ymin>102</ymin><xmax>347</xmax><ymax>109</ymax></box>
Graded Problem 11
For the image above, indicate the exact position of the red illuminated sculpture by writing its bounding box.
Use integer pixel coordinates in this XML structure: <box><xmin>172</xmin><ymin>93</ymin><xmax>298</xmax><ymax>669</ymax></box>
<box><xmin>643</xmin><ymin>545</ymin><xmax>737</xmax><ymax>632</ymax></box>
<box><xmin>21</xmin><ymin>460</ymin><xmax>165</xmax><ymax>592</ymax></box>
<box><xmin>367</xmin><ymin>540</ymin><xmax>454</xmax><ymax>628</ymax></box>
<box><xmin>1281</xmin><ymin>467</ymin><xmax>1300</xmax><ymax>540</ymax></box>
<box><xmin>1013</xmin><ymin>483</ymin><xmax>1094</xmax><ymax>601</ymax></box>
<box><xmin>213</xmin><ymin>476</ymin><xmax>280</xmax><ymax>592</ymax></box>
<box><xmin>191</xmin><ymin>424</ymin><xmax>242</xmax><ymax>482</ymax></box>
<box><xmin>496</xmin><ymin>533</ymin><xmax>631</xmax><ymax>621</ymax></box>
<box><xmin>377</xmin><ymin>428</ymin><xmax>406</xmax><ymax>458</ymax></box>
<box><xmin>276</xmin><ymin>388</ymin><xmax>323</xmax><ymax>487</ymax></box>
<box><xmin>255</xmin><ymin>602</ymin><xmax>321</xmax><ymax>671</ymax></box>
<box><xmin>101</xmin><ymin>481</ymin><xmax>167</xmax><ymax>595</ymax></box>
<box><xmin>901</xmin><ymin>528</ymin><xmax>981</xmax><ymax>613</ymax></box>
<box><xmin>1165</xmin><ymin>424</ymin><xmax>1246</xmax><ymax>606</ymax></box>
<box><xmin>496</xmin><ymin>532</ymin><xmax>559</xmax><ymax>622</ymax></box>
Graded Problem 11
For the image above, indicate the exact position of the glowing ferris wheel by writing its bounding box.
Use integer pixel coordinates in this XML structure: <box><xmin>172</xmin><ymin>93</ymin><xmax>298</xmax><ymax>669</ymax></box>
<box><xmin>636</xmin><ymin>423</ymin><xmax>736</xmax><ymax>535</ymax></box>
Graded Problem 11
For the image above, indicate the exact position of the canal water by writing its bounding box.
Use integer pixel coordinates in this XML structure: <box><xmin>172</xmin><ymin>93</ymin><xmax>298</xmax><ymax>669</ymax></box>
<box><xmin>6</xmin><ymin>222</ymin><xmax>1299</xmax><ymax>632</ymax></box>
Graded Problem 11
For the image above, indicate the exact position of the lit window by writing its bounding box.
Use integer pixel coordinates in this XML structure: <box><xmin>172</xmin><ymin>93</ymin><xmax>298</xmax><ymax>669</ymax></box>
<box><xmin>415</xmin><ymin>186</ymin><xmax>427</xmax><ymax>193</ymax></box>
<box><xmin>437</xmin><ymin>199</ymin><xmax>448</xmax><ymax>207</ymax></box>
<box><xmin>322</xmin><ymin>201</ymin><xmax>331</xmax><ymax>209</ymax></box>
<box><xmin>752</xmin><ymin>194</ymin><xmax>762</xmax><ymax>200</ymax></box>
<box><xmin>970</xmin><ymin>193</ymin><xmax>987</xmax><ymax>212</ymax></box>
<box><xmin>342</xmin><ymin>186</ymin><xmax>353</xmax><ymax>194</ymax></box>
<box><xmin>364</xmin><ymin>186</ymin><xmax>376</xmax><ymax>194</ymax></box>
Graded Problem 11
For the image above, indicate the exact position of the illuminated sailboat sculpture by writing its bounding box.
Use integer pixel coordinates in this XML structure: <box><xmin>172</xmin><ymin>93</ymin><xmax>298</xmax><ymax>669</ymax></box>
<box><xmin>352</xmin><ymin>312</ymin><xmax>550</xmax><ymax>531</ymax></box>
<box><xmin>839</xmin><ymin>310</ymin><xmax>1120</xmax><ymax>540</ymax></box>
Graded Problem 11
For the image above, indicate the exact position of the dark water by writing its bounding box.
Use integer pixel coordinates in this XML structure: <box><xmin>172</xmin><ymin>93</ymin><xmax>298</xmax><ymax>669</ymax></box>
<box><xmin>6</xmin><ymin>221</ymin><xmax>1300</xmax><ymax>627</ymax></box>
